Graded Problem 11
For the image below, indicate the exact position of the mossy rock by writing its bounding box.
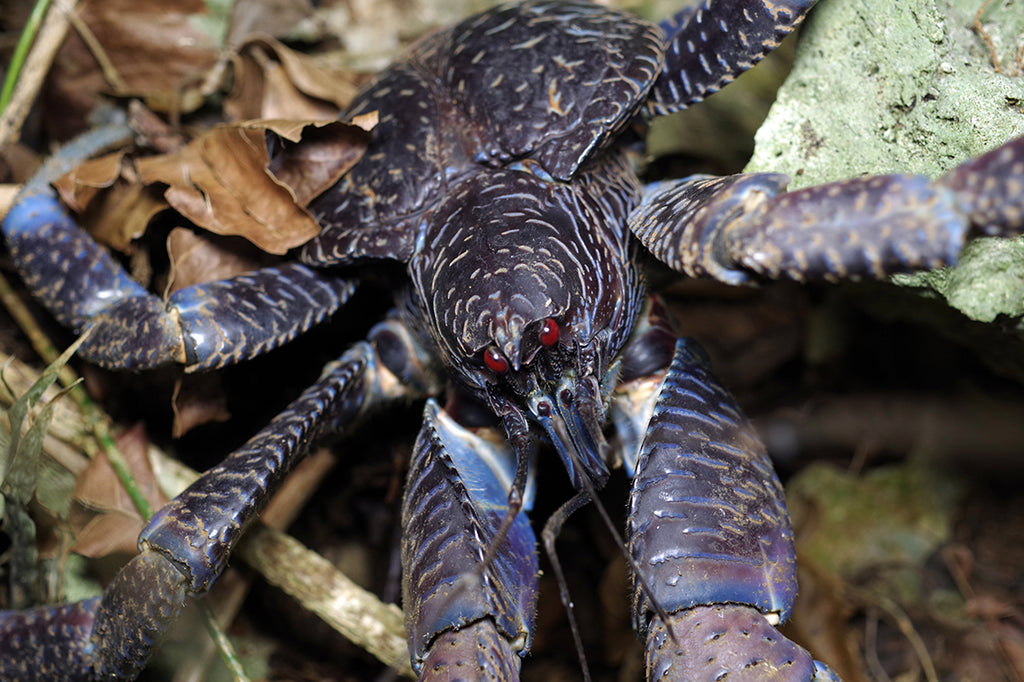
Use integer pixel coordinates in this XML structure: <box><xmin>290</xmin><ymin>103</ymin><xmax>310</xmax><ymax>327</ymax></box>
<box><xmin>748</xmin><ymin>0</ymin><xmax>1024</xmax><ymax>329</ymax></box>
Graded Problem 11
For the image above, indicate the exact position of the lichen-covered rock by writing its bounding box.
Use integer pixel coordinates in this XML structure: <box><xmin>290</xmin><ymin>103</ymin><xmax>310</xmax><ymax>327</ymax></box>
<box><xmin>750</xmin><ymin>0</ymin><xmax>1024</xmax><ymax>334</ymax></box>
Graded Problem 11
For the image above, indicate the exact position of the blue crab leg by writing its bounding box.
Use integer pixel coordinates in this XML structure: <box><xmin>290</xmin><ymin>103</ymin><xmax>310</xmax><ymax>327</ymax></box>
<box><xmin>623</xmin><ymin>338</ymin><xmax>840</xmax><ymax>681</ymax></box>
<box><xmin>647</xmin><ymin>0</ymin><xmax>818</xmax><ymax>116</ymax></box>
<box><xmin>0</xmin><ymin>319</ymin><xmax>437</xmax><ymax>679</ymax></box>
<box><xmin>401</xmin><ymin>401</ymin><xmax>538</xmax><ymax>681</ymax></box>
<box><xmin>629</xmin><ymin>136</ymin><xmax>1024</xmax><ymax>284</ymax></box>
<box><xmin>1</xmin><ymin>125</ymin><xmax>355</xmax><ymax>371</ymax></box>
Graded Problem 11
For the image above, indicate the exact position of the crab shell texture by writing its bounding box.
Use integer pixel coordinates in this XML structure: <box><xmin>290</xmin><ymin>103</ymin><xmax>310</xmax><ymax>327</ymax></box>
<box><xmin>300</xmin><ymin>1</ymin><xmax>667</xmax><ymax>404</ymax></box>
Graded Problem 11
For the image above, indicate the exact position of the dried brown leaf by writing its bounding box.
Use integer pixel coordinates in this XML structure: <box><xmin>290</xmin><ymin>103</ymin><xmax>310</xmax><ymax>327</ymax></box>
<box><xmin>136</xmin><ymin>124</ymin><xmax>313</xmax><ymax>253</ymax></box>
<box><xmin>135</xmin><ymin>120</ymin><xmax>369</xmax><ymax>253</ymax></box>
<box><xmin>47</xmin><ymin>0</ymin><xmax>224</xmax><ymax>133</ymax></box>
<box><xmin>87</xmin><ymin>183</ymin><xmax>169</xmax><ymax>254</ymax></box>
<box><xmin>71</xmin><ymin>514</ymin><xmax>147</xmax><ymax>558</ymax></box>
<box><xmin>72</xmin><ymin>424</ymin><xmax>166</xmax><ymax>515</ymax></box>
<box><xmin>53</xmin><ymin>152</ymin><xmax>126</xmax><ymax>213</ymax></box>
<box><xmin>226</xmin><ymin>36</ymin><xmax>359</xmax><ymax>120</ymax></box>
<box><xmin>50</xmin><ymin>152</ymin><xmax>170</xmax><ymax>254</ymax></box>
<box><xmin>165</xmin><ymin>226</ymin><xmax>279</xmax><ymax>292</ymax></box>
<box><xmin>255</xmin><ymin>116</ymin><xmax>375</xmax><ymax>141</ymax></box>
<box><xmin>70</xmin><ymin>424</ymin><xmax>169</xmax><ymax>558</ymax></box>
<box><xmin>240</xmin><ymin>52</ymin><xmax>342</xmax><ymax>121</ymax></box>
<box><xmin>171</xmin><ymin>371</ymin><xmax>231</xmax><ymax>438</ymax></box>
<box><xmin>265</xmin><ymin>119</ymin><xmax>373</xmax><ymax>205</ymax></box>
<box><xmin>249</xmin><ymin>36</ymin><xmax>359</xmax><ymax>107</ymax></box>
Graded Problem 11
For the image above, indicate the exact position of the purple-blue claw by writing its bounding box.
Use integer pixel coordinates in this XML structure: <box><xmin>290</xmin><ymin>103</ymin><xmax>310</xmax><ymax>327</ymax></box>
<box><xmin>417</xmin><ymin>620</ymin><xmax>521</xmax><ymax>682</ymax></box>
<box><xmin>646</xmin><ymin>605</ymin><xmax>841</xmax><ymax>682</ymax></box>
<box><xmin>401</xmin><ymin>402</ymin><xmax>538</xmax><ymax>679</ymax></box>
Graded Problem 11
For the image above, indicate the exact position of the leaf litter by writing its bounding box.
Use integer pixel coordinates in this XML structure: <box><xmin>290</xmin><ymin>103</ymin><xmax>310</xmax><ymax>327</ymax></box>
<box><xmin>0</xmin><ymin>0</ymin><xmax>1022</xmax><ymax>680</ymax></box>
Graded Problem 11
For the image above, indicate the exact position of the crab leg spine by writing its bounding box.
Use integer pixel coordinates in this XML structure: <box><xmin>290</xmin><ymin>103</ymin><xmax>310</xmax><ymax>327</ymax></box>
<box><xmin>630</xmin><ymin>136</ymin><xmax>1024</xmax><ymax>285</ymax></box>
<box><xmin>648</xmin><ymin>0</ymin><xmax>817</xmax><ymax>116</ymax></box>
<box><xmin>0</xmin><ymin>321</ymin><xmax>431</xmax><ymax>678</ymax></box>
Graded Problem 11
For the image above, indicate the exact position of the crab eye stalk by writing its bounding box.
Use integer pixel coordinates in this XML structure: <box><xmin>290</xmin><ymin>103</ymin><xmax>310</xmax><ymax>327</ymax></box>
<box><xmin>539</xmin><ymin>318</ymin><xmax>559</xmax><ymax>347</ymax></box>
<box><xmin>483</xmin><ymin>346</ymin><xmax>509</xmax><ymax>373</ymax></box>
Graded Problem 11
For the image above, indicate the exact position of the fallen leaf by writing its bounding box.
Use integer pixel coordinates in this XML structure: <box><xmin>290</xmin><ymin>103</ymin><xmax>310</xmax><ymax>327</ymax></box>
<box><xmin>165</xmin><ymin>226</ymin><xmax>281</xmax><ymax>293</ymax></box>
<box><xmin>265</xmin><ymin>118</ymin><xmax>373</xmax><ymax>205</ymax></box>
<box><xmin>87</xmin><ymin>182</ymin><xmax>170</xmax><ymax>254</ymax></box>
<box><xmin>70</xmin><ymin>514</ymin><xmax>148</xmax><ymax>558</ymax></box>
<box><xmin>135</xmin><ymin>120</ymin><xmax>370</xmax><ymax>253</ymax></box>
<box><xmin>171</xmin><ymin>371</ymin><xmax>231</xmax><ymax>438</ymax></box>
<box><xmin>51</xmin><ymin>151</ymin><xmax>169</xmax><ymax>254</ymax></box>
<box><xmin>47</xmin><ymin>0</ymin><xmax>225</xmax><ymax>134</ymax></box>
<box><xmin>53</xmin><ymin>152</ymin><xmax>127</xmax><ymax>213</ymax></box>
<box><xmin>70</xmin><ymin>424</ymin><xmax>169</xmax><ymax>558</ymax></box>
<box><xmin>226</xmin><ymin>35</ymin><xmax>360</xmax><ymax>120</ymax></box>
<box><xmin>136</xmin><ymin>124</ymin><xmax>315</xmax><ymax>253</ymax></box>
<box><xmin>255</xmin><ymin>36</ymin><xmax>360</xmax><ymax>106</ymax></box>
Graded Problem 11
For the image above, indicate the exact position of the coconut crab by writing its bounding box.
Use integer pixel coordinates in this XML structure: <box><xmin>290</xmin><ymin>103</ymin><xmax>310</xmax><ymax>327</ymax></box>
<box><xmin>1</xmin><ymin>0</ymin><xmax>1023</xmax><ymax>680</ymax></box>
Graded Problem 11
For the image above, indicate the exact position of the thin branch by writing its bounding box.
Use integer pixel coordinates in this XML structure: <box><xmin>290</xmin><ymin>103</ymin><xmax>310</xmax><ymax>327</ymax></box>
<box><xmin>0</xmin><ymin>0</ymin><xmax>78</xmax><ymax>152</ymax></box>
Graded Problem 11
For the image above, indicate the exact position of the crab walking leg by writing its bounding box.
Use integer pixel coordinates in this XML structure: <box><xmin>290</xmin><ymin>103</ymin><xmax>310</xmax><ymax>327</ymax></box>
<box><xmin>647</xmin><ymin>0</ymin><xmax>818</xmax><ymax>116</ymax></box>
<box><xmin>1</xmin><ymin>126</ymin><xmax>355</xmax><ymax>371</ymax></box>
<box><xmin>629</xmin><ymin>136</ymin><xmax>1024</xmax><ymax>285</ymax></box>
<box><xmin>402</xmin><ymin>401</ymin><xmax>538</xmax><ymax>681</ymax></box>
<box><xmin>937</xmin><ymin>135</ymin><xmax>1024</xmax><ymax>238</ymax></box>
<box><xmin>626</xmin><ymin>339</ymin><xmax>840</xmax><ymax>681</ymax></box>
<box><xmin>0</xmin><ymin>322</ymin><xmax>432</xmax><ymax>680</ymax></box>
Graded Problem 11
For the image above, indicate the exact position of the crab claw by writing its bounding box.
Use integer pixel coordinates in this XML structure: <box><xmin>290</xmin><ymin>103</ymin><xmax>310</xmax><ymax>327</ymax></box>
<box><xmin>402</xmin><ymin>401</ymin><xmax>539</xmax><ymax>679</ymax></box>
<box><xmin>628</xmin><ymin>339</ymin><xmax>845</xmax><ymax>680</ymax></box>
<box><xmin>646</xmin><ymin>606</ymin><xmax>843</xmax><ymax>682</ymax></box>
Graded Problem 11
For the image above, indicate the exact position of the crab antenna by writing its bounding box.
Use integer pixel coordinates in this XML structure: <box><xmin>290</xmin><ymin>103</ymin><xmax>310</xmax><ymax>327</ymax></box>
<box><xmin>473</xmin><ymin>406</ymin><xmax>679</xmax><ymax>664</ymax></box>
<box><xmin>557</xmin><ymin>442</ymin><xmax>681</xmax><ymax>650</ymax></box>
<box><xmin>473</xmin><ymin>429</ymin><xmax>533</xmax><ymax>597</ymax></box>
<box><xmin>541</xmin><ymin>490</ymin><xmax>594</xmax><ymax>682</ymax></box>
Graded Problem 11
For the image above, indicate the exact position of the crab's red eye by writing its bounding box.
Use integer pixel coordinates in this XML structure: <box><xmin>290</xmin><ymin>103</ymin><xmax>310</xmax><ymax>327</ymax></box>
<box><xmin>539</xmin><ymin>318</ymin><xmax>559</xmax><ymax>347</ymax></box>
<box><xmin>483</xmin><ymin>346</ymin><xmax>508</xmax><ymax>373</ymax></box>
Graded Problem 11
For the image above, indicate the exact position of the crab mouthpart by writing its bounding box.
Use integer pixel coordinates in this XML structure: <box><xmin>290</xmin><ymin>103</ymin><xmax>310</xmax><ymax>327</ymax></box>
<box><xmin>529</xmin><ymin>376</ymin><xmax>610</xmax><ymax>489</ymax></box>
